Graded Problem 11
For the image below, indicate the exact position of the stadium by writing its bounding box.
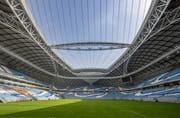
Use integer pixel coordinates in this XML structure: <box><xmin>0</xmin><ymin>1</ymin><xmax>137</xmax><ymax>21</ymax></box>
<box><xmin>0</xmin><ymin>0</ymin><xmax>180</xmax><ymax>117</ymax></box>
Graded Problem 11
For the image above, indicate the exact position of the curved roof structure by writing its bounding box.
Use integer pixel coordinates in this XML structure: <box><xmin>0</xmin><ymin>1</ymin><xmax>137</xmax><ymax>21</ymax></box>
<box><xmin>25</xmin><ymin>0</ymin><xmax>152</xmax><ymax>70</ymax></box>
<box><xmin>0</xmin><ymin>0</ymin><xmax>180</xmax><ymax>87</ymax></box>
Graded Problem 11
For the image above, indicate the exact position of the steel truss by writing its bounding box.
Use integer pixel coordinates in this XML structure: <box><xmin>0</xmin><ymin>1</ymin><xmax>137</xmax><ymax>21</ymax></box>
<box><xmin>0</xmin><ymin>10</ymin><xmax>63</xmax><ymax>76</ymax></box>
<box><xmin>126</xmin><ymin>5</ymin><xmax>180</xmax><ymax>73</ymax></box>
<box><xmin>5</xmin><ymin>0</ymin><xmax>75</xmax><ymax>75</ymax></box>
<box><xmin>107</xmin><ymin>0</ymin><xmax>172</xmax><ymax>74</ymax></box>
<box><xmin>106</xmin><ymin>5</ymin><xmax>180</xmax><ymax>78</ymax></box>
<box><xmin>50</xmin><ymin>42</ymin><xmax>130</xmax><ymax>51</ymax></box>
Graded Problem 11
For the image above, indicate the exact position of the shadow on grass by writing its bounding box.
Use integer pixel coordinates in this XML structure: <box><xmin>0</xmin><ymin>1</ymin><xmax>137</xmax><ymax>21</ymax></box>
<box><xmin>0</xmin><ymin>99</ymin><xmax>135</xmax><ymax>118</ymax></box>
<box><xmin>0</xmin><ymin>99</ymin><xmax>179</xmax><ymax>118</ymax></box>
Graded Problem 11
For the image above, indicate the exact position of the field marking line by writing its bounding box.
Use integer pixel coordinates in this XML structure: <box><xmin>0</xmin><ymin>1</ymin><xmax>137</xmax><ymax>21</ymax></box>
<box><xmin>128</xmin><ymin>110</ymin><xmax>150</xmax><ymax>118</ymax></box>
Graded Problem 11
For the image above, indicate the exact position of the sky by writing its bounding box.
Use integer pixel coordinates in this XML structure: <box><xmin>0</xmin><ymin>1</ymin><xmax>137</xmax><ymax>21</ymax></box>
<box><xmin>25</xmin><ymin>0</ymin><xmax>152</xmax><ymax>70</ymax></box>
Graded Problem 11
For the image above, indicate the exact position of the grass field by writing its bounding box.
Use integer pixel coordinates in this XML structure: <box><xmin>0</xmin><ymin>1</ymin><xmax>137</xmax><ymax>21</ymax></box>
<box><xmin>0</xmin><ymin>99</ymin><xmax>180</xmax><ymax>118</ymax></box>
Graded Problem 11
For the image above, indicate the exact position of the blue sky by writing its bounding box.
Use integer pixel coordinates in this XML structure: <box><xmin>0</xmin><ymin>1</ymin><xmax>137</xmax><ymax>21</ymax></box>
<box><xmin>25</xmin><ymin>0</ymin><xmax>152</xmax><ymax>69</ymax></box>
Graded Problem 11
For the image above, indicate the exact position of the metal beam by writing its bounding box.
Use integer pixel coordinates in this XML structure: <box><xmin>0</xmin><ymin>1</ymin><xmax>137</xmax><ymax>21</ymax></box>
<box><xmin>50</xmin><ymin>42</ymin><xmax>130</xmax><ymax>51</ymax></box>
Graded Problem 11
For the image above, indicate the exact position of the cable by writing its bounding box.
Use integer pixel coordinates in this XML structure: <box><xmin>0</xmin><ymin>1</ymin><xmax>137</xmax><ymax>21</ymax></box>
<box><xmin>127</xmin><ymin>0</ymin><xmax>133</xmax><ymax>43</ymax></box>
<box><xmin>86</xmin><ymin>0</ymin><xmax>92</xmax><ymax>68</ymax></box>
<box><xmin>48</xmin><ymin>0</ymin><xmax>58</xmax><ymax>45</ymax></box>
<box><xmin>55</xmin><ymin>0</ymin><xmax>63</xmax><ymax>42</ymax></box>
<box><xmin>80</xmin><ymin>0</ymin><xmax>86</xmax><ymax>68</ymax></box>
<box><xmin>142</xmin><ymin>0</ymin><xmax>147</xmax><ymax>19</ymax></box>
<box><xmin>118</xmin><ymin>0</ymin><xmax>123</xmax><ymax>44</ymax></box>
<box><xmin>69</xmin><ymin>0</ymin><xmax>82</xmax><ymax>68</ymax></box>
<box><xmin>105</xmin><ymin>0</ymin><xmax>108</xmax><ymax>42</ymax></box>
<box><xmin>135</xmin><ymin>0</ymin><xmax>141</xmax><ymax>35</ymax></box>
<box><xmin>97</xmin><ymin>0</ymin><xmax>107</xmax><ymax>65</ymax></box>
<box><xmin>112</xmin><ymin>0</ymin><xmax>115</xmax><ymax>42</ymax></box>
<box><xmin>42</xmin><ymin>0</ymin><xmax>53</xmax><ymax>45</ymax></box>
<box><xmin>123</xmin><ymin>0</ymin><xmax>128</xmax><ymax>43</ymax></box>
<box><xmin>116</xmin><ymin>0</ymin><xmax>121</xmax><ymax>43</ymax></box>
<box><xmin>60</xmin><ymin>0</ymin><xmax>68</xmax><ymax>43</ymax></box>
<box><xmin>93</xmin><ymin>0</ymin><xmax>97</xmax><ymax>67</ymax></box>
<box><xmin>104</xmin><ymin>0</ymin><xmax>115</xmax><ymax>68</ymax></box>
<box><xmin>34</xmin><ymin>0</ymin><xmax>43</xmax><ymax>36</ymax></box>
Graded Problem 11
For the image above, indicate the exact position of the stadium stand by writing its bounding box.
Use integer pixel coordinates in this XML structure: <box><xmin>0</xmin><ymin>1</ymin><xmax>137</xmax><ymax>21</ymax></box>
<box><xmin>0</xmin><ymin>85</ymin><xmax>59</xmax><ymax>103</ymax></box>
<box><xmin>0</xmin><ymin>85</ymin><xmax>31</xmax><ymax>103</ymax></box>
<box><xmin>62</xmin><ymin>85</ymin><xmax>180</xmax><ymax>103</ymax></box>
<box><xmin>0</xmin><ymin>63</ymin><xmax>180</xmax><ymax>103</ymax></box>
<box><xmin>25</xmin><ymin>88</ymin><xmax>59</xmax><ymax>100</ymax></box>
<box><xmin>61</xmin><ymin>67</ymin><xmax>180</xmax><ymax>103</ymax></box>
<box><xmin>134</xmin><ymin>68</ymin><xmax>180</xmax><ymax>88</ymax></box>
<box><xmin>0</xmin><ymin>64</ymin><xmax>60</xmax><ymax>103</ymax></box>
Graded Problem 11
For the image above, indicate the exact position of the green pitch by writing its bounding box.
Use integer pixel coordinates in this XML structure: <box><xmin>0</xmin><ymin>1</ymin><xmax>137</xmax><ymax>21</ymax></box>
<box><xmin>0</xmin><ymin>99</ymin><xmax>179</xmax><ymax>118</ymax></box>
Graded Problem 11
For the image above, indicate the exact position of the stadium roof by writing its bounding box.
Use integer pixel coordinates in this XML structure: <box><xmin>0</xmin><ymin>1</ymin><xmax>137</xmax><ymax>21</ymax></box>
<box><xmin>25</xmin><ymin>0</ymin><xmax>152</xmax><ymax>70</ymax></box>
<box><xmin>1</xmin><ymin>0</ymin><xmax>180</xmax><ymax>86</ymax></box>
